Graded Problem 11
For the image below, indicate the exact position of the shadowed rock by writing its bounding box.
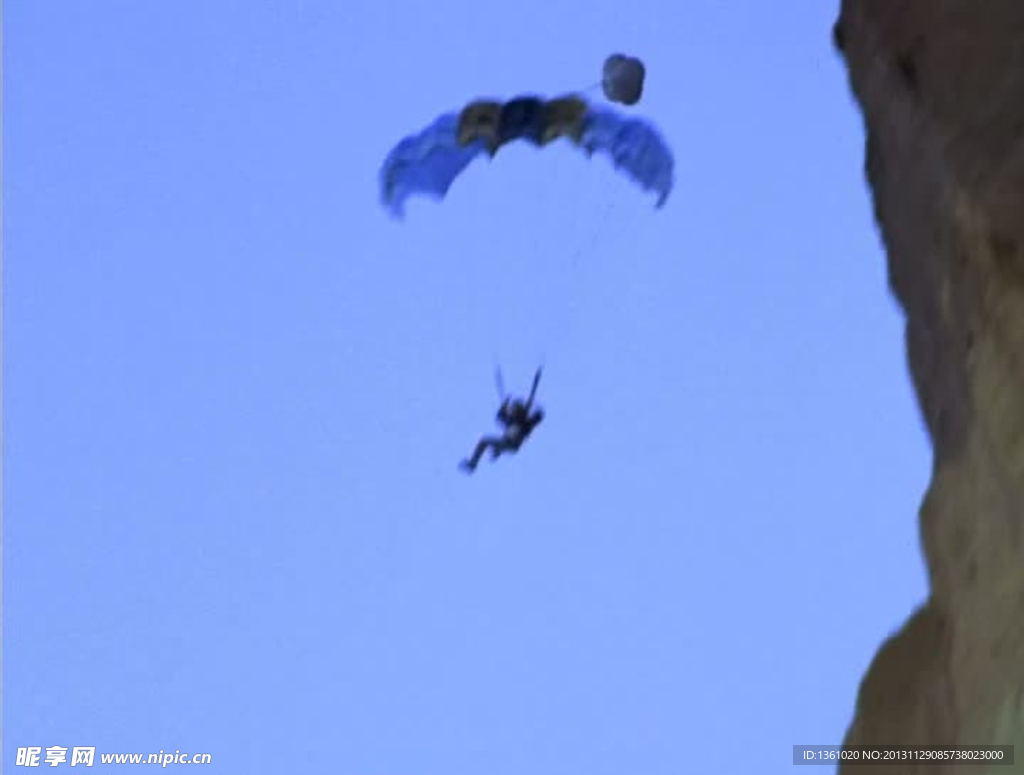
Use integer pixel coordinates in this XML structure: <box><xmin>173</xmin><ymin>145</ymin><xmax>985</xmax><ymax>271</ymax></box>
<box><xmin>835</xmin><ymin>2</ymin><xmax>1024</xmax><ymax>772</ymax></box>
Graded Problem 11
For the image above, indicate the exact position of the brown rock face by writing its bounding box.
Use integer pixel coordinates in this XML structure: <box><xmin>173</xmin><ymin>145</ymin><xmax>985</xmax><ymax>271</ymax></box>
<box><xmin>835</xmin><ymin>2</ymin><xmax>1024</xmax><ymax>773</ymax></box>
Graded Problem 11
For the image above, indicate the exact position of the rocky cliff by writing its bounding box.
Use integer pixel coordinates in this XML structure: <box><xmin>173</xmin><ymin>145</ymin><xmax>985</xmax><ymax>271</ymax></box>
<box><xmin>834</xmin><ymin>2</ymin><xmax>1024</xmax><ymax>773</ymax></box>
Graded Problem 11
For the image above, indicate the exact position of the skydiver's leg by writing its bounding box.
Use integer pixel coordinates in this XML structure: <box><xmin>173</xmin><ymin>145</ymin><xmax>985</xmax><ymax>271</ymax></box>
<box><xmin>499</xmin><ymin>433</ymin><xmax>523</xmax><ymax>454</ymax></box>
<box><xmin>460</xmin><ymin>440</ymin><xmax>490</xmax><ymax>472</ymax></box>
<box><xmin>460</xmin><ymin>437</ymin><xmax>501</xmax><ymax>473</ymax></box>
<box><xmin>489</xmin><ymin>438</ymin><xmax>510</xmax><ymax>459</ymax></box>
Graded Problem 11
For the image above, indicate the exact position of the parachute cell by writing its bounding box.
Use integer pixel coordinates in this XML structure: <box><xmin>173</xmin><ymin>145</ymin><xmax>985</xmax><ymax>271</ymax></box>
<box><xmin>457</xmin><ymin>101</ymin><xmax>502</xmax><ymax>151</ymax></box>
<box><xmin>580</xmin><ymin>107</ymin><xmax>672</xmax><ymax>206</ymax></box>
<box><xmin>379</xmin><ymin>95</ymin><xmax>673</xmax><ymax>217</ymax></box>
<box><xmin>539</xmin><ymin>96</ymin><xmax>589</xmax><ymax>145</ymax></box>
<box><xmin>458</xmin><ymin>96</ymin><xmax>579</xmax><ymax>155</ymax></box>
<box><xmin>602</xmin><ymin>54</ymin><xmax>645</xmax><ymax>106</ymax></box>
<box><xmin>379</xmin><ymin>113</ymin><xmax>488</xmax><ymax>218</ymax></box>
<box><xmin>497</xmin><ymin>96</ymin><xmax>548</xmax><ymax>149</ymax></box>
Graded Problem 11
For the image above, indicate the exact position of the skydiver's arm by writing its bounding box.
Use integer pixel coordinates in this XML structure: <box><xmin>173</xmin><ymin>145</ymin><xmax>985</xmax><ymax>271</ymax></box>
<box><xmin>496</xmin><ymin>399</ymin><xmax>511</xmax><ymax>424</ymax></box>
<box><xmin>525</xmin><ymin>368</ymin><xmax>542</xmax><ymax>410</ymax></box>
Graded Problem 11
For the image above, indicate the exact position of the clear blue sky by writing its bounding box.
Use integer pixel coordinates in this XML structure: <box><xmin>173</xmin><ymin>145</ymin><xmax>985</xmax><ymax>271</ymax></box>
<box><xmin>6</xmin><ymin>1</ymin><xmax>931</xmax><ymax>772</ymax></box>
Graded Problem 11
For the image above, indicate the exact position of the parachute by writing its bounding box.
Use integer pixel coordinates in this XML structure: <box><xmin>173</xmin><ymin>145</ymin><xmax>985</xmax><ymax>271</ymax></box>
<box><xmin>379</xmin><ymin>94</ymin><xmax>673</xmax><ymax>218</ymax></box>
<box><xmin>602</xmin><ymin>54</ymin><xmax>645</xmax><ymax>106</ymax></box>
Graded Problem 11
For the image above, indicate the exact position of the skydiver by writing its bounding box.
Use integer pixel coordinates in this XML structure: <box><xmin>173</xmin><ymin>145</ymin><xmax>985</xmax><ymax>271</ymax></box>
<box><xmin>459</xmin><ymin>368</ymin><xmax>545</xmax><ymax>474</ymax></box>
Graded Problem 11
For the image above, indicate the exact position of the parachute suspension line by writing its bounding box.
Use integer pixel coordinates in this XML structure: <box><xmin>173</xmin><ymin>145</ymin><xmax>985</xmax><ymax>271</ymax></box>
<box><xmin>527</xmin><ymin>151</ymin><xmax>570</xmax><ymax>375</ymax></box>
<box><xmin>493</xmin><ymin>362</ymin><xmax>506</xmax><ymax>401</ymax></box>
<box><xmin>490</xmin><ymin>144</ymin><xmax>569</xmax><ymax>382</ymax></box>
<box><xmin>535</xmin><ymin>196</ymin><xmax>619</xmax><ymax>370</ymax></box>
<box><xmin>567</xmin><ymin>80</ymin><xmax>603</xmax><ymax>98</ymax></box>
<box><xmin>524</xmin><ymin>146</ymin><xmax>583</xmax><ymax>370</ymax></box>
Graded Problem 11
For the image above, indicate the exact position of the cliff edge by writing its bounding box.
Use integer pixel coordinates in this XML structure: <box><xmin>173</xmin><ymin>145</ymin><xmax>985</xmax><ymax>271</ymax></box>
<box><xmin>835</xmin><ymin>3</ymin><xmax>1024</xmax><ymax>773</ymax></box>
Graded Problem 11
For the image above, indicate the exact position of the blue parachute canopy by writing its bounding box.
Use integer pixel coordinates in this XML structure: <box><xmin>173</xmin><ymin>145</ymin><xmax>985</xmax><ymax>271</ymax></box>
<box><xmin>378</xmin><ymin>113</ymin><xmax>489</xmax><ymax>218</ymax></box>
<box><xmin>578</xmin><ymin>107</ymin><xmax>673</xmax><ymax>207</ymax></box>
<box><xmin>378</xmin><ymin>95</ymin><xmax>673</xmax><ymax>218</ymax></box>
